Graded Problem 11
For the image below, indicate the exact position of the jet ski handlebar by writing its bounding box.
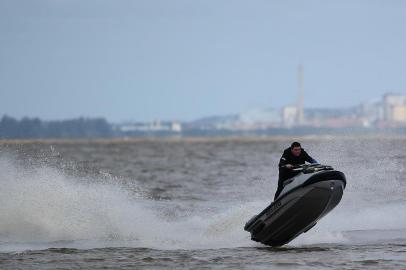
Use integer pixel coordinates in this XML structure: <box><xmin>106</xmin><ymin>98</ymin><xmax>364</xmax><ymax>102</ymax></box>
<box><xmin>289</xmin><ymin>163</ymin><xmax>334</xmax><ymax>173</ymax></box>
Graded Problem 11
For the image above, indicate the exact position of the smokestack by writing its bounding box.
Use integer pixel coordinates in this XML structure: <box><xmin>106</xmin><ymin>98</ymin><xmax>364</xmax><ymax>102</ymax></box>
<box><xmin>297</xmin><ymin>64</ymin><xmax>304</xmax><ymax>125</ymax></box>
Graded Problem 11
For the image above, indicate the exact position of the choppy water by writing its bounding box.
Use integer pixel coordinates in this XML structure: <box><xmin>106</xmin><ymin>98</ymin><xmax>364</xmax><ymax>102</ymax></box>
<box><xmin>1</xmin><ymin>137</ymin><xmax>406</xmax><ymax>269</ymax></box>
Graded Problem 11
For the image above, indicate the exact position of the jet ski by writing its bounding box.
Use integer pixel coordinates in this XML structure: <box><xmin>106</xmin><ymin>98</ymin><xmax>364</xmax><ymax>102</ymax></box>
<box><xmin>244</xmin><ymin>163</ymin><xmax>346</xmax><ymax>247</ymax></box>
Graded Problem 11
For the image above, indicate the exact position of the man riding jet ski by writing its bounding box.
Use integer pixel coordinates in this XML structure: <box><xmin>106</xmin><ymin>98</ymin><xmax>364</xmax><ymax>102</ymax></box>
<box><xmin>244</xmin><ymin>142</ymin><xmax>346</xmax><ymax>247</ymax></box>
<box><xmin>275</xmin><ymin>142</ymin><xmax>318</xmax><ymax>200</ymax></box>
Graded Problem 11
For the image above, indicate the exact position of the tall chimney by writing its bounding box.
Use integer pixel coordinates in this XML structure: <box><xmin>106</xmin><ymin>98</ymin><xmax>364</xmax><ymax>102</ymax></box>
<box><xmin>297</xmin><ymin>64</ymin><xmax>304</xmax><ymax>125</ymax></box>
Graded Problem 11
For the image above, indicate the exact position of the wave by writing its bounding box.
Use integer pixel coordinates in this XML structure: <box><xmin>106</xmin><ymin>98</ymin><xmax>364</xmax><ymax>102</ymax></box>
<box><xmin>0</xmin><ymin>155</ymin><xmax>257</xmax><ymax>251</ymax></box>
<box><xmin>1</xmin><ymin>148</ymin><xmax>406</xmax><ymax>252</ymax></box>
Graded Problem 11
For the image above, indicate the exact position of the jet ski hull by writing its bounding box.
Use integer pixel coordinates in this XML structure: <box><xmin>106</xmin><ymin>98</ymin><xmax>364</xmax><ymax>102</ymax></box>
<box><xmin>244</xmin><ymin>170</ymin><xmax>345</xmax><ymax>247</ymax></box>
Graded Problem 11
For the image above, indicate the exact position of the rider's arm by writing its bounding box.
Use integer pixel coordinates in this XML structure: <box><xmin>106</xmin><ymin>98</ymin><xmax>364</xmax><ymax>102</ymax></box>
<box><xmin>304</xmin><ymin>151</ymin><xmax>318</xmax><ymax>164</ymax></box>
<box><xmin>278</xmin><ymin>152</ymin><xmax>292</xmax><ymax>168</ymax></box>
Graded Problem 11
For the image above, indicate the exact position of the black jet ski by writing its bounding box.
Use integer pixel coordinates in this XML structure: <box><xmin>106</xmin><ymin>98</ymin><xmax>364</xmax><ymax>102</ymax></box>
<box><xmin>244</xmin><ymin>163</ymin><xmax>346</xmax><ymax>247</ymax></box>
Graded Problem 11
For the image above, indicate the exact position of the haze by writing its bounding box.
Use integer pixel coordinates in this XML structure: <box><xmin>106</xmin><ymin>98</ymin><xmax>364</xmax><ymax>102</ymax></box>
<box><xmin>1</xmin><ymin>0</ymin><xmax>405</xmax><ymax>122</ymax></box>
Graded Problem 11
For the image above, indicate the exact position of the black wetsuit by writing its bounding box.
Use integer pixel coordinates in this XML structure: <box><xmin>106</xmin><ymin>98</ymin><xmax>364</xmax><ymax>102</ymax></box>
<box><xmin>274</xmin><ymin>147</ymin><xmax>317</xmax><ymax>200</ymax></box>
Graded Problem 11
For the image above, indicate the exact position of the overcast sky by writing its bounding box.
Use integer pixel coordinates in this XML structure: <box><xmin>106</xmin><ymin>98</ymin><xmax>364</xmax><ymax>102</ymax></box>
<box><xmin>1</xmin><ymin>0</ymin><xmax>406</xmax><ymax>122</ymax></box>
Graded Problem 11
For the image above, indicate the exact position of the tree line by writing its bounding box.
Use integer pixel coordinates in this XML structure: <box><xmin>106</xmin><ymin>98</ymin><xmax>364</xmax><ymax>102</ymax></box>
<box><xmin>0</xmin><ymin>115</ymin><xmax>113</xmax><ymax>139</ymax></box>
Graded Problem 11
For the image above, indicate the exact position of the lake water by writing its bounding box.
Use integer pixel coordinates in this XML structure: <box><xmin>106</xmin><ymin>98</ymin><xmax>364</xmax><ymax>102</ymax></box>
<box><xmin>1</xmin><ymin>137</ymin><xmax>405</xmax><ymax>269</ymax></box>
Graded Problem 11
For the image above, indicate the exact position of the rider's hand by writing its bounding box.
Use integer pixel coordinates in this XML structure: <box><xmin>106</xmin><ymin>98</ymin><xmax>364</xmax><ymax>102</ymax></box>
<box><xmin>285</xmin><ymin>164</ymin><xmax>293</xmax><ymax>169</ymax></box>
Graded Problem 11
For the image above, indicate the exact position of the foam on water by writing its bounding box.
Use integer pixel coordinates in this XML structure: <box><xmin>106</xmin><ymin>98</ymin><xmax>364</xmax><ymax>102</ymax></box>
<box><xmin>1</xmin><ymin>145</ymin><xmax>406</xmax><ymax>252</ymax></box>
<box><xmin>0</xmin><ymin>155</ymin><xmax>257</xmax><ymax>251</ymax></box>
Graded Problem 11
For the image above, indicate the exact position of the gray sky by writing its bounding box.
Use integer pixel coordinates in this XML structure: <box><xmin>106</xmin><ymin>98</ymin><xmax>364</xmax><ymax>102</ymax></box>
<box><xmin>1</xmin><ymin>0</ymin><xmax>406</xmax><ymax>122</ymax></box>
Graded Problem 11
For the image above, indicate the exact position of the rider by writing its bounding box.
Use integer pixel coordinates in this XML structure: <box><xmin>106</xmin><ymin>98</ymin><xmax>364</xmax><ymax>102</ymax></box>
<box><xmin>274</xmin><ymin>142</ymin><xmax>318</xmax><ymax>200</ymax></box>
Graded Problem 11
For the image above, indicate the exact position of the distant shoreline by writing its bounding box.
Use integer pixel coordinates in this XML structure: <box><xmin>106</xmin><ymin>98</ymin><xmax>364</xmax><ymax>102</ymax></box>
<box><xmin>2</xmin><ymin>134</ymin><xmax>406</xmax><ymax>144</ymax></box>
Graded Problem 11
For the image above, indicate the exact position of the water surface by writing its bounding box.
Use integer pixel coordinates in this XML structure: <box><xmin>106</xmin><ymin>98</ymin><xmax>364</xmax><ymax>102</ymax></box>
<box><xmin>1</xmin><ymin>137</ymin><xmax>405</xmax><ymax>269</ymax></box>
